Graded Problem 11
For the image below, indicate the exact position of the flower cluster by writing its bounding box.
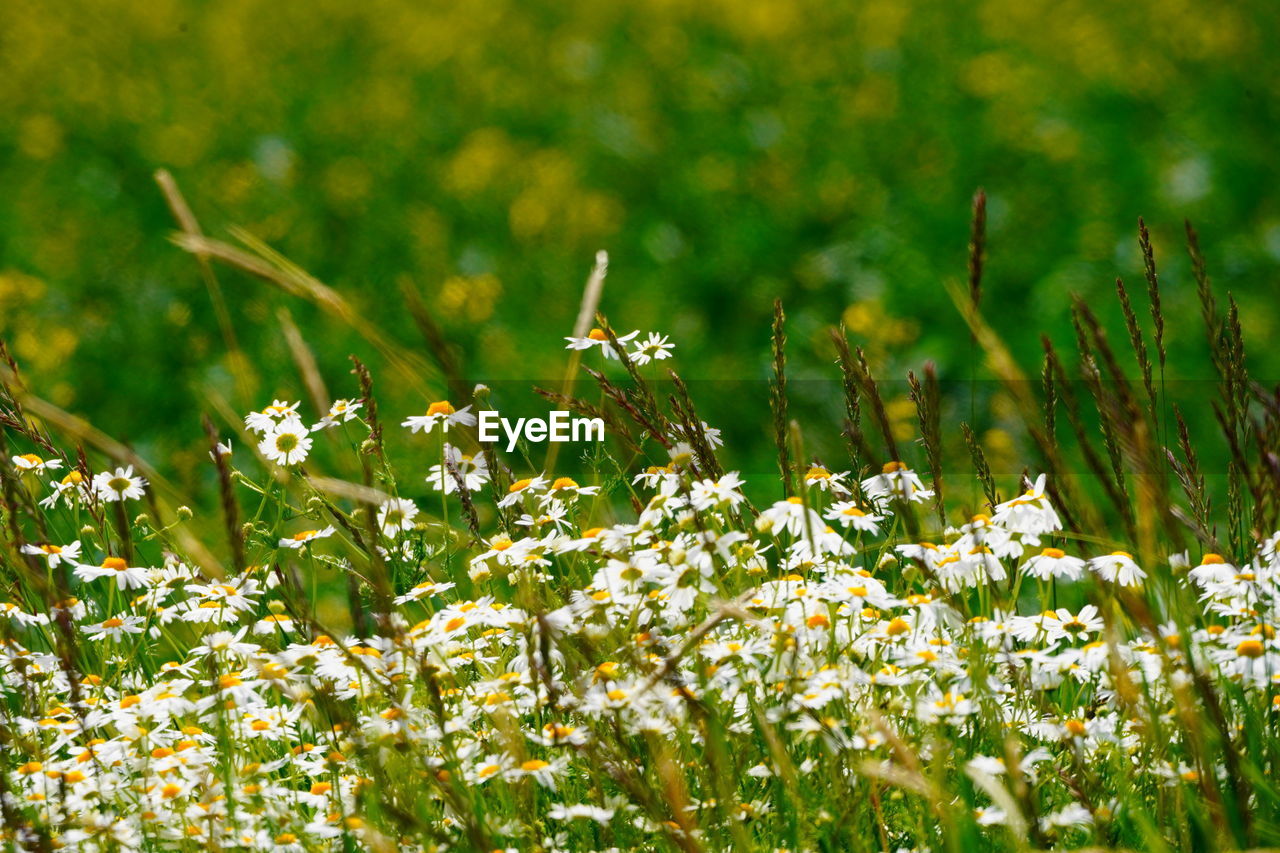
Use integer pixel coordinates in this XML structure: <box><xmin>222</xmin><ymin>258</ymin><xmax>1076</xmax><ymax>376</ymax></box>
<box><xmin>1</xmin><ymin>333</ymin><xmax>1277</xmax><ymax>853</ymax></box>
<box><xmin>564</xmin><ymin>328</ymin><xmax>674</xmax><ymax>365</ymax></box>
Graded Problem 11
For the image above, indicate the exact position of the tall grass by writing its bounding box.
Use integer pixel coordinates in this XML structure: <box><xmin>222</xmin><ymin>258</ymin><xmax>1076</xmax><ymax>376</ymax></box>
<box><xmin>0</xmin><ymin>193</ymin><xmax>1278</xmax><ymax>851</ymax></box>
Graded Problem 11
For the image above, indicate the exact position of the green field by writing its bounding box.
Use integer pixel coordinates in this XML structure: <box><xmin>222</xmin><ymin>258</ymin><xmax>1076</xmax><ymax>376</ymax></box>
<box><xmin>3</xmin><ymin>3</ymin><xmax>1280</xmax><ymax>851</ymax></box>
<box><xmin>3</xmin><ymin>0</ymin><xmax>1279</xmax><ymax>490</ymax></box>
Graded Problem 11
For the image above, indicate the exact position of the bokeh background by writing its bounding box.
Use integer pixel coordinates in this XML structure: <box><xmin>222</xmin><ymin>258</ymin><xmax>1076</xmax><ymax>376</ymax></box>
<box><xmin>2</xmin><ymin>0</ymin><xmax>1279</xmax><ymax>495</ymax></box>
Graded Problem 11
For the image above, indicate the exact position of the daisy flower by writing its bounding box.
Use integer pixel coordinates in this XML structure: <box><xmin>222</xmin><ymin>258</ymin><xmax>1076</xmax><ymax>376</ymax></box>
<box><xmin>315</xmin><ymin>398</ymin><xmax>363</xmax><ymax>429</ymax></box>
<box><xmin>402</xmin><ymin>401</ymin><xmax>476</xmax><ymax>434</ymax></box>
<box><xmin>803</xmin><ymin>465</ymin><xmax>851</xmax><ymax>494</ymax></box>
<box><xmin>254</xmin><ymin>613</ymin><xmax>297</xmax><ymax>635</ymax></box>
<box><xmin>245</xmin><ymin>400</ymin><xmax>301</xmax><ymax>434</ymax></box>
<box><xmin>394</xmin><ymin>580</ymin><xmax>456</xmax><ymax>605</ymax></box>
<box><xmin>83</xmin><ymin>614</ymin><xmax>146</xmax><ymax>641</ymax></box>
<box><xmin>1021</xmin><ymin>547</ymin><xmax>1087</xmax><ymax>581</ymax></box>
<box><xmin>630</xmin><ymin>332</ymin><xmax>675</xmax><ymax>365</ymax></box>
<box><xmin>427</xmin><ymin>445</ymin><xmax>490</xmax><ymax>493</ymax></box>
<box><xmin>688</xmin><ymin>472</ymin><xmax>747</xmax><ymax>510</ymax></box>
<box><xmin>0</xmin><ymin>602</ymin><xmax>47</xmax><ymax>627</ymax></box>
<box><xmin>505</xmin><ymin>756</ymin><xmax>566</xmax><ymax>789</ymax></box>
<box><xmin>258</xmin><ymin>417</ymin><xmax>313</xmax><ymax>466</ymax></box>
<box><xmin>1088</xmin><ymin>551</ymin><xmax>1146</xmax><ymax>587</ymax></box>
<box><xmin>669</xmin><ymin>420</ymin><xmax>724</xmax><ymax>450</ymax></box>
<box><xmin>12</xmin><ymin>453</ymin><xmax>61</xmax><ymax>474</ymax></box>
<box><xmin>74</xmin><ymin>556</ymin><xmax>151</xmax><ymax>591</ymax></box>
<box><xmin>544</xmin><ymin>476</ymin><xmax>601</xmax><ymax>501</ymax></box>
<box><xmin>992</xmin><ymin>473</ymin><xmax>1062</xmax><ymax>536</ymax></box>
<box><xmin>279</xmin><ymin>526</ymin><xmax>337</xmax><ymax>550</ymax></box>
<box><xmin>564</xmin><ymin>327</ymin><xmax>639</xmax><ymax>360</ymax></box>
<box><xmin>861</xmin><ymin>461</ymin><xmax>934</xmax><ymax>503</ymax></box>
<box><xmin>757</xmin><ymin>497</ymin><xmax>825</xmax><ymax>538</ymax></box>
<box><xmin>39</xmin><ymin>470</ymin><xmax>91</xmax><ymax>509</ymax></box>
<box><xmin>823</xmin><ymin>501</ymin><xmax>883</xmax><ymax>534</ymax></box>
<box><xmin>93</xmin><ymin>466</ymin><xmax>148</xmax><ymax>502</ymax></box>
<box><xmin>1043</xmin><ymin>605</ymin><xmax>1104</xmax><ymax>642</ymax></box>
<box><xmin>547</xmin><ymin>804</ymin><xmax>615</xmax><ymax>825</ymax></box>
<box><xmin>21</xmin><ymin>540</ymin><xmax>82</xmax><ymax>568</ymax></box>
<box><xmin>376</xmin><ymin>497</ymin><xmax>419</xmax><ymax>535</ymax></box>
<box><xmin>498</xmin><ymin>475</ymin><xmax>549</xmax><ymax>508</ymax></box>
<box><xmin>1188</xmin><ymin>553</ymin><xmax>1238</xmax><ymax>586</ymax></box>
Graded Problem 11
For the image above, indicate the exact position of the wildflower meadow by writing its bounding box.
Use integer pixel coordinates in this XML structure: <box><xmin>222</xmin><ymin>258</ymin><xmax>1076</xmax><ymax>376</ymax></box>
<box><xmin>1</xmin><ymin>195</ymin><xmax>1279</xmax><ymax>852</ymax></box>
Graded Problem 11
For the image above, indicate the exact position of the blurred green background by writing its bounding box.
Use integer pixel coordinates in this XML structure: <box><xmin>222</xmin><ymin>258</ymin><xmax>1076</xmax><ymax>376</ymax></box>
<box><xmin>2</xmin><ymin>0</ymin><xmax>1279</xmax><ymax>493</ymax></box>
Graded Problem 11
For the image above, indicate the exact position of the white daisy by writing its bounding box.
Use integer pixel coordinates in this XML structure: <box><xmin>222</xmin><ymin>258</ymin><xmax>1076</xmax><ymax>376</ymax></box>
<box><xmin>83</xmin><ymin>614</ymin><xmax>146</xmax><ymax>641</ymax></box>
<box><xmin>861</xmin><ymin>461</ymin><xmax>934</xmax><ymax>503</ymax></box>
<box><xmin>376</xmin><ymin>498</ymin><xmax>419</xmax><ymax>535</ymax></box>
<box><xmin>564</xmin><ymin>327</ymin><xmax>639</xmax><ymax>360</ymax></box>
<box><xmin>93</xmin><ymin>466</ymin><xmax>148</xmax><ymax>502</ymax></box>
<box><xmin>629</xmin><ymin>332</ymin><xmax>675</xmax><ymax>365</ymax></box>
<box><xmin>278</xmin><ymin>526</ymin><xmax>336</xmax><ymax>550</ymax></box>
<box><xmin>401</xmin><ymin>401</ymin><xmax>477</xmax><ymax>434</ymax></box>
<box><xmin>74</xmin><ymin>556</ymin><xmax>151</xmax><ymax>591</ymax></box>
<box><xmin>427</xmin><ymin>445</ymin><xmax>490</xmax><ymax>493</ymax></box>
<box><xmin>21</xmin><ymin>540</ymin><xmax>82</xmax><ymax>567</ymax></box>
<box><xmin>258</xmin><ymin>417</ymin><xmax>313</xmax><ymax>466</ymax></box>
<box><xmin>315</xmin><ymin>398</ymin><xmax>363</xmax><ymax>429</ymax></box>
<box><xmin>1088</xmin><ymin>551</ymin><xmax>1146</xmax><ymax>587</ymax></box>
<box><xmin>12</xmin><ymin>453</ymin><xmax>61</xmax><ymax>474</ymax></box>
<box><xmin>1021</xmin><ymin>547</ymin><xmax>1086</xmax><ymax>581</ymax></box>
<box><xmin>245</xmin><ymin>400</ymin><xmax>301</xmax><ymax>434</ymax></box>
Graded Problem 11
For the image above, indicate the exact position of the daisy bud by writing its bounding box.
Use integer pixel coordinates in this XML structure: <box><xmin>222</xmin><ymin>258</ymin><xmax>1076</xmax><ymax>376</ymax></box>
<box><xmin>267</xmin><ymin>600</ymin><xmax>286</xmax><ymax>614</ymax></box>
<box><xmin>133</xmin><ymin>514</ymin><xmax>151</xmax><ymax>528</ymax></box>
<box><xmin>79</xmin><ymin>525</ymin><xmax>96</xmax><ymax>537</ymax></box>
<box><xmin>473</xmin><ymin>384</ymin><xmax>490</xmax><ymax>400</ymax></box>
<box><xmin>176</xmin><ymin>506</ymin><xmax>194</xmax><ymax>521</ymax></box>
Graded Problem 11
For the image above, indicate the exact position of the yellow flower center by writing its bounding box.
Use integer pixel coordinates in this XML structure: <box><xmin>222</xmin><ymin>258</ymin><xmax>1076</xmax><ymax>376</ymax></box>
<box><xmin>1236</xmin><ymin>639</ymin><xmax>1265</xmax><ymax>658</ymax></box>
<box><xmin>426</xmin><ymin>400</ymin><xmax>456</xmax><ymax>416</ymax></box>
<box><xmin>885</xmin><ymin>617</ymin><xmax>910</xmax><ymax>636</ymax></box>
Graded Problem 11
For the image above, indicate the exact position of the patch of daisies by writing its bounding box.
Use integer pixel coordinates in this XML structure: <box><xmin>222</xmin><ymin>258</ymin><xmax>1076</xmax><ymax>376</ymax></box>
<box><xmin>2</xmin><ymin>381</ymin><xmax>1278</xmax><ymax>851</ymax></box>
